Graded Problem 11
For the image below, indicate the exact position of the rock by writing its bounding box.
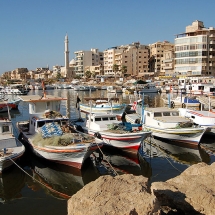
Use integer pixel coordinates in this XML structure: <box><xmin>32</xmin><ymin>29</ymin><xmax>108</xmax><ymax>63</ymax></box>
<box><xmin>68</xmin><ymin>162</ymin><xmax>215</xmax><ymax>215</ymax></box>
<box><xmin>68</xmin><ymin>174</ymin><xmax>159</xmax><ymax>215</ymax></box>
<box><xmin>151</xmin><ymin>162</ymin><xmax>215</xmax><ymax>215</ymax></box>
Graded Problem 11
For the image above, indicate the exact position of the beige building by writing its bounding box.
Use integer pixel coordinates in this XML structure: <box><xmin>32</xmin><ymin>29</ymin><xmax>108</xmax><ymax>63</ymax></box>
<box><xmin>161</xmin><ymin>49</ymin><xmax>175</xmax><ymax>77</ymax></box>
<box><xmin>10</xmin><ymin>68</ymin><xmax>29</xmax><ymax>80</ymax></box>
<box><xmin>175</xmin><ymin>20</ymin><xmax>215</xmax><ymax>77</ymax></box>
<box><xmin>149</xmin><ymin>41</ymin><xmax>174</xmax><ymax>77</ymax></box>
<box><xmin>104</xmin><ymin>42</ymin><xmax>150</xmax><ymax>78</ymax></box>
<box><xmin>74</xmin><ymin>48</ymin><xmax>103</xmax><ymax>77</ymax></box>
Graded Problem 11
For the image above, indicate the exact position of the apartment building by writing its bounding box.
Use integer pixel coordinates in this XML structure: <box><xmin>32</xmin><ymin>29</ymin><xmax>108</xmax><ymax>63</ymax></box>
<box><xmin>149</xmin><ymin>41</ymin><xmax>174</xmax><ymax>77</ymax></box>
<box><xmin>10</xmin><ymin>68</ymin><xmax>29</xmax><ymax>80</ymax></box>
<box><xmin>104</xmin><ymin>42</ymin><xmax>150</xmax><ymax>78</ymax></box>
<box><xmin>161</xmin><ymin>49</ymin><xmax>175</xmax><ymax>77</ymax></box>
<box><xmin>175</xmin><ymin>20</ymin><xmax>215</xmax><ymax>77</ymax></box>
<box><xmin>74</xmin><ymin>49</ymin><xmax>103</xmax><ymax>77</ymax></box>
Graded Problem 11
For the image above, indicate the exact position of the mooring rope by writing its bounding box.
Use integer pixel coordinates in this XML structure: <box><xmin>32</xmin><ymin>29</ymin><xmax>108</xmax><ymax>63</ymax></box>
<box><xmin>143</xmin><ymin>137</ymin><xmax>182</xmax><ymax>174</ymax></box>
<box><xmin>94</xmin><ymin>141</ymin><xmax>119</xmax><ymax>176</ymax></box>
<box><xmin>8</xmin><ymin>157</ymin><xmax>72</xmax><ymax>199</ymax></box>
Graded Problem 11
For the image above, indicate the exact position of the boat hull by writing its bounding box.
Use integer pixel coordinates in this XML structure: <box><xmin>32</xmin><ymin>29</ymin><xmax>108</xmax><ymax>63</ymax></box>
<box><xmin>88</xmin><ymin>129</ymin><xmax>151</xmax><ymax>152</ymax></box>
<box><xmin>80</xmin><ymin>104</ymin><xmax>125</xmax><ymax>113</ymax></box>
<box><xmin>19</xmin><ymin>132</ymin><xmax>102</xmax><ymax>169</ymax></box>
<box><xmin>144</xmin><ymin>125</ymin><xmax>205</xmax><ymax>145</ymax></box>
<box><xmin>0</xmin><ymin>140</ymin><xmax>25</xmax><ymax>173</ymax></box>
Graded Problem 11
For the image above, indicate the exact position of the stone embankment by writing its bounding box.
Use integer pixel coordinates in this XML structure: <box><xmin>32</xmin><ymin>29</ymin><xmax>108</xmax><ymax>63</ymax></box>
<box><xmin>68</xmin><ymin>162</ymin><xmax>215</xmax><ymax>215</ymax></box>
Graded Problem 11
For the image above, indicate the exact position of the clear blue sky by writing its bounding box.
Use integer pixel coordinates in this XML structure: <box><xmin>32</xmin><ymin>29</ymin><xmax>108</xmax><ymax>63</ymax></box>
<box><xmin>1</xmin><ymin>0</ymin><xmax>215</xmax><ymax>75</ymax></box>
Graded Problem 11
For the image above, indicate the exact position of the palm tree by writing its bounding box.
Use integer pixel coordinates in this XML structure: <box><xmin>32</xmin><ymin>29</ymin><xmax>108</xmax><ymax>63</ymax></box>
<box><xmin>113</xmin><ymin>64</ymin><xmax>119</xmax><ymax>81</ymax></box>
<box><xmin>85</xmin><ymin>70</ymin><xmax>91</xmax><ymax>79</ymax></box>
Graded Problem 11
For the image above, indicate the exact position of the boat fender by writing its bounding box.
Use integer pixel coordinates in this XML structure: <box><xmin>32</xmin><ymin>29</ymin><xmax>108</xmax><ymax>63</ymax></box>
<box><xmin>182</xmin><ymin>103</ymin><xmax>186</xmax><ymax>108</ymax></box>
<box><xmin>75</xmin><ymin>125</ymin><xmax>84</xmax><ymax>133</ymax></box>
<box><xmin>94</xmin><ymin>132</ymin><xmax>102</xmax><ymax>140</ymax></box>
<box><xmin>135</xmin><ymin>118</ymin><xmax>141</xmax><ymax>124</ymax></box>
<box><xmin>171</xmin><ymin>101</ymin><xmax>175</xmax><ymax>108</ymax></box>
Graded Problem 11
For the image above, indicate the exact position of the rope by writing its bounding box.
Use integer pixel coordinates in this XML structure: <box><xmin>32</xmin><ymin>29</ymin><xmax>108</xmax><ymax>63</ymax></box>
<box><xmin>8</xmin><ymin>157</ymin><xmax>72</xmax><ymax>199</ymax></box>
<box><xmin>143</xmin><ymin>137</ymin><xmax>182</xmax><ymax>174</ymax></box>
<box><xmin>94</xmin><ymin>141</ymin><xmax>119</xmax><ymax>176</ymax></box>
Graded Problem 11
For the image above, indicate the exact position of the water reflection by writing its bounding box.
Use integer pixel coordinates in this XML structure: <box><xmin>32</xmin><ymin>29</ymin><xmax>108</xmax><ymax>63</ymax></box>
<box><xmin>142</xmin><ymin>137</ymin><xmax>210</xmax><ymax>165</ymax></box>
<box><xmin>24</xmin><ymin>152</ymin><xmax>100</xmax><ymax>200</ymax></box>
<box><xmin>93</xmin><ymin>146</ymin><xmax>152</xmax><ymax>179</ymax></box>
<box><xmin>0</xmin><ymin>165</ymin><xmax>26</xmax><ymax>203</ymax></box>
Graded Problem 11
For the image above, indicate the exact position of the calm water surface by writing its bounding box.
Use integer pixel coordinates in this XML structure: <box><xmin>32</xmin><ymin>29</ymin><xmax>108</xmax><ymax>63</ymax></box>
<box><xmin>0</xmin><ymin>89</ymin><xmax>215</xmax><ymax>215</ymax></box>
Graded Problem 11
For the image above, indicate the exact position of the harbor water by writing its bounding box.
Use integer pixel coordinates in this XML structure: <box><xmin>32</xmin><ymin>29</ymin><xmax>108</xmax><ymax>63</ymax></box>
<box><xmin>0</xmin><ymin>89</ymin><xmax>215</xmax><ymax>215</ymax></box>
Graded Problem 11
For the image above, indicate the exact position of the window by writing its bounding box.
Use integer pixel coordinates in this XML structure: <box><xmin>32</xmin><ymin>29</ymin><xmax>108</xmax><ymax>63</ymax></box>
<box><xmin>163</xmin><ymin>112</ymin><xmax>171</xmax><ymax>116</ymax></box>
<box><xmin>172</xmin><ymin>112</ymin><xmax>179</xmax><ymax>116</ymax></box>
<box><xmin>2</xmin><ymin>126</ymin><xmax>9</xmax><ymax>132</ymax></box>
<box><xmin>95</xmin><ymin>118</ymin><xmax>101</xmax><ymax>121</ymax></box>
<box><xmin>154</xmin><ymin>112</ymin><xmax>162</xmax><ymax>117</ymax></box>
<box><xmin>102</xmin><ymin>117</ymin><xmax>108</xmax><ymax>121</ymax></box>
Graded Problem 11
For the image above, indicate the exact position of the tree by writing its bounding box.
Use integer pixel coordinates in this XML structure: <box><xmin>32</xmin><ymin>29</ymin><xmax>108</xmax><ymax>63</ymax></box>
<box><xmin>56</xmin><ymin>72</ymin><xmax>62</xmax><ymax>80</ymax></box>
<box><xmin>113</xmin><ymin>64</ymin><xmax>119</xmax><ymax>81</ymax></box>
<box><xmin>121</xmin><ymin>65</ymin><xmax>127</xmax><ymax>78</ymax></box>
<box><xmin>85</xmin><ymin>70</ymin><xmax>91</xmax><ymax>79</ymax></box>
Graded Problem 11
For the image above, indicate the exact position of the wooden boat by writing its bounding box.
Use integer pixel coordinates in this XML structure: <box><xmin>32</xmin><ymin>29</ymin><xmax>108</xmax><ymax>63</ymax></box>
<box><xmin>126</xmin><ymin>107</ymin><xmax>206</xmax><ymax>145</ymax></box>
<box><xmin>75</xmin><ymin>112</ymin><xmax>151</xmax><ymax>152</ymax></box>
<box><xmin>16</xmin><ymin>94</ymin><xmax>103</xmax><ymax>169</ymax></box>
<box><xmin>0</xmin><ymin>118</ymin><xmax>25</xmax><ymax>173</ymax></box>
<box><xmin>80</xmin><ymin>97</ymin><xmax>126</xmax><ymax>113</ymax></box>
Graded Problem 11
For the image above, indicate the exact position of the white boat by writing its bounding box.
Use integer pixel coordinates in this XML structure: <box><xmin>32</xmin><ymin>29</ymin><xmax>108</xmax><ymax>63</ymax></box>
<box><xmin>0</xmin><ymin>86</ymin><xmax>28</xmax><ymax>95</ymax></box>
<box><xmin>16</xmin><ymin>94</ymin><xmax>103</xmax><ymax>169</ymax></box>
<box><xmin>107</xmin><ymin>86</ymin><xmax>116</xmax><ymax>93</ymax></box>
<box><xmin>178</xmin><ymin>108</ymin><xmax>215</xmax><ymax>135</ymax></box>
<box><xmin>186</xmin><ymin>83</ymin><xmax>215</xmax><ymax>96</ymax></box>
<box><xmin>80</xmin><ymin>97</ymin><xmax>126</xmax><ymax>113</ymax></box>
<box><xmin>126</xmin><ymin>107</ymin><xmax>206</xmax><ymax>145</ymax></box>
<box><xmin>138</xmin><ymin>83</ymin><xmax>160</xmax><ymax>94</ymax></box>
<box><xmin>162</xmin><ymin>96</ymin><xmax>200</xmax><ymax>108</ymax></box>
<box><xmin>74</xmin><ymin>86</ymin><xmax>90</xmax><ymax>91</ymax></box>
<box><xmin>0</xmin><ymin>118</ymin><xmax>25</xmax><ymax>173</ymax></box>
<box><xmin>75</xmin><ymin>112</ymin><xmax>151</xmax><ymax>152</ymax></box>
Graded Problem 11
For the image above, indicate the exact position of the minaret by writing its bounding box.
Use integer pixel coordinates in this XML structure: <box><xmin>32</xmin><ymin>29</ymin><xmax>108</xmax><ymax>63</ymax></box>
<box><xmin>64</xmin><ymin>34</ymin><xmax>69</xmax><ymax>73</ymax></box>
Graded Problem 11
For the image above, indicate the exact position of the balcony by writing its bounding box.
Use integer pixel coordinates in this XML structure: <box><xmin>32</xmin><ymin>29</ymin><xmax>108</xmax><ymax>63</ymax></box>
<box><xmin>210</xmin><ymin>41</ymin><xmax>215</xmax><ymax>44</ymax></box>
<box><xmin>209</xmin><ymin>34</ymin><xmax>215</xmax><ymax>38</ymax></box>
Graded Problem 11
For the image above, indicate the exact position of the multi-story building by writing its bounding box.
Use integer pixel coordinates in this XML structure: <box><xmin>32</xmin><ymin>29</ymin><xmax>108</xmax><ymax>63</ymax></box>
<box><xmin>175</xmin><ymin>20</ymin><xmax>215</xmax><ymax>77</ymax></box>
<box><xmin>10</xmin><ymin>68</ymin><xmax>29</xmax><ymax>80</ymax></box>
<box><xmin>104</xmin><ymin>42</ymin><xmax>150</xmax><ymax>78</ymax></box>
<box><xmin>74</xmin><ymin>49</ymin><xmax>103</xmax><ymax>77</ymax></box>
<box><xmin>161</xmin><ymin>49</ymin><xmax>175</xmax><ymax>77</ymax></box>
<box><xmin>149</xmin><ymin>41</ymin><xmax>174</xmax><ymax>77</ymax></box>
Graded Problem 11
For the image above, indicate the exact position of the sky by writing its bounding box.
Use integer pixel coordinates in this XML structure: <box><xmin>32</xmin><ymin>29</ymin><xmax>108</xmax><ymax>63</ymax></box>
<box><xmin>1</xmin><ymin>0</ymin><xmax>215</xmax><ymax>75</ymax></box>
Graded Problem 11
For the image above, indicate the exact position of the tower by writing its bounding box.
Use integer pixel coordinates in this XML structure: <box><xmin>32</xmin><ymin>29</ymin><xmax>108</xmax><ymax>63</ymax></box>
<box><xmin>64</xmin><ymin>34</ymin><xmax>69</xmax><ymax>71</ymax></box>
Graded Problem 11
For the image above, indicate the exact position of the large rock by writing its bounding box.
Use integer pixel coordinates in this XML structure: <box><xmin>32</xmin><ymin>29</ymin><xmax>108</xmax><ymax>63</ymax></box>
<box><xmin>151</xmin><ymin>162</ymin><xmax>215</xmax><ymax>215</ymax></box>
<box><xmin>68</xmin><ymin>174</ymin><xmax>159</xmax><ymax>215</ymax></box>
<box><xmin>68</xmin><ymin>162</ymin><xmax>215</xmax><ymax>214</ymax></box>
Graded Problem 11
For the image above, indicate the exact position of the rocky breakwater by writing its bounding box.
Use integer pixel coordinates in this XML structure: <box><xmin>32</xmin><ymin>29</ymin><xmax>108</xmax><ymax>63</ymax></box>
<box><xmin>68</xmin><ymin>162</ymin><xmax>215</xmax><ymax>215</ymax></box>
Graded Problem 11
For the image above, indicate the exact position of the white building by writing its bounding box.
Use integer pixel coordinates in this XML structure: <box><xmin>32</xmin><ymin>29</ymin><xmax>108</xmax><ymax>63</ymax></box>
<box><xmin>175</xmin><ymin>20</ymin><xmax>215</xmax><ymax>77</ymax></box>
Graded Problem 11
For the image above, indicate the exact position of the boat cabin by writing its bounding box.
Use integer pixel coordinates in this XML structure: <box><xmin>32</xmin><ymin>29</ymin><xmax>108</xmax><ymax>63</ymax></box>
<box><xmin>18</xmin><ymin>95</ymin><xmax>68</xmax><ymax>135</ymax></box>
<box><xmin>144</xmin><ymin>107</ymin><xmax>191</xmax><ymax>129</ymax></box>
<box><xmin>86</xmin><ymin>113</ymin><xmax>118</xmax><ymax>131</ymax></box>
<box><xmin>0</xmin><ymin>120</ymin><xmax>13</xmax><ymax>136</ymax></box>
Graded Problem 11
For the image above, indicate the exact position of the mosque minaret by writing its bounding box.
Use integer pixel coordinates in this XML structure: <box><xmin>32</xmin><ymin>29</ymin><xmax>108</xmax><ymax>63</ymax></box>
<box><xmin>64</xmin><ymin>33</ymin><xmax>69</xmax><ymax>72</ymax></box>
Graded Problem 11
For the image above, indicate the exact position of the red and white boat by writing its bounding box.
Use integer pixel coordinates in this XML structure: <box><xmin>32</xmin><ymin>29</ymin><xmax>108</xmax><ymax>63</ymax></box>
<box><xmin>16</xmin><ymin>94</ymin><xmax>103</xmax><ymax>169</ymax></box>
<box><xmin>75</xmin><ymin>112</ymin><xmax>151</xmax><ymax>152</ymax></box>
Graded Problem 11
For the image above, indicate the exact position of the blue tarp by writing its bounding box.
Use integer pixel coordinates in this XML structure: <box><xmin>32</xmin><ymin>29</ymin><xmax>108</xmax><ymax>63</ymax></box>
<box><xmin>119</xmin><ymin>122</ymin><xmax>142</xmax><ymax>131</ymax></box>
<box><xmin>41</xmin><ymin>122</ymin><xmax>63</xmax><ymax>138</ymax></box>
